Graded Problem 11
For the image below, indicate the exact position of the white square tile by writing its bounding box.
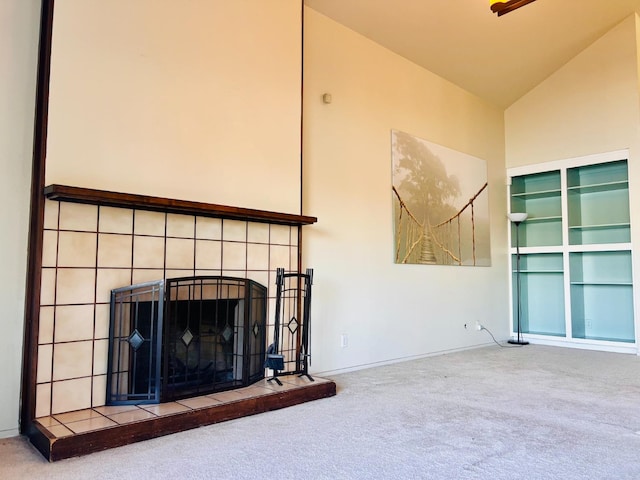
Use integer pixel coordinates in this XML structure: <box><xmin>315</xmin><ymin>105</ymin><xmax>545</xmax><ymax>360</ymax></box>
<box><xmin>36</xmin><ymin>344</ymin><xmax>52</xmax><ymax>383</ymax></box>
<box><xmin>54</xmin><ymin>305</ymin><xmax>94</xmax><ymax>342</ymax></box>
<box><xmin>99</xmin><ymin>206</ymin><xmax>133</xmax><ymax>234</ymax></box>
<box><xmin>66</xmin><ymin>414</ymin><xmax>116</xmax><ymax>433</ymax></box>
<box><xmin>94</xmin><ymin>304</ymin><xmax>110</xmax><ymax>339</ymax></box>
<box><xmin>39</xmin><ymin>306</ymin><xmax>54</xmax><ymax>344</ymax></box>
<box><xmin>43</xmin><ymin>200</ymin><xmax>59</xmax><ymax>230</ymax></box>
<box><xmin>52</xmin><ymin>341</ymin><xmax>94</xmax><ymax>381</ymax></box>
<box><xmin>53</xmin><ymin>408</ymin><xmax>102</xmax><ymax>423</ymax></box>
<box><xmin>98</xmin><ymin>234</ymin><xmax>133</xmax><ymax>268</ymax></box>
<box><xmin>40</xmin><ymin>268</ymin><xmax>57</xmax><ymax>306</ymax></box>
<box><xmin>41</xmin><ymin>230</ymin><xmax>58</xmax><ymax>267</ymax></box>
<box><xmin>195</xmin><ymin>217</ymin><xmax>222</xmax><ymax>240</ymax></box>
<box><xmin>56</xmin><ymin>268</ymin><xmax>96</xmax><ymax>305</ymax></box>
<box><xmin>269</xmin><ymin>244</ymin><xmax>291</xmax><ymax>271</ymax></box>
<box><xmin>96</xmin><ymin>269</ymin><xmax>132</xmax><ymax>304</ymax></box>
<box><xmin>133</xmin><ymin>236</ymin><xmax>165</xmax><ymax>269</ymax></box>
<box><xmin>165</xmin><ymin>238</ymin><xmax>194</xmax><ymax>269</ymax></box>
<box><xmin>195</xmin><ymin>240</ymin><xmax>222</xmax><ymax>270</ymax></box>
<box><xmin>291</xmin><ymin>227</ymin><xmax>300</xmax><ymax>247</ymax></box>
<box><xmin>195</xmin><ymin>268</ymin><xmax>223</xmax><ymax>276</ymax></box>
<box><xmin>35</xmin><ymin>383</ymin><xmax>52</xmax><ymax>418</ymax></box>
<box><xmin>222</xmin><ymin>242</ymin><xmax>247</xmax><ymax>271</ymax></box>
<box><xmin>165</xmin><ymin>269</ymin><xmax>194</xmax><ymax>281</ymax></box>
<box><xmin>132</xmin><ymin>269</ymin><xmax>165</xmax><ymax>285</ymax></box>
<box><xmin>133</xmin><ymin>210</ymin><xmax>166</xmax><ymax>236</ymax></box>
<box><xmin>92</xmin><ymin>375</ymin><xmax>107</xmax><ymax>408</ymax></box>
<box><xmin>58</xmin><ymin>203</ymin><xmax>98</xmax><ymax>232</ymax></box>
<box><xmin>247</xmin><ymin>243</ymin><xmax>270</xmax><ymax>270</ymax></box>
<box><xmin>290</xmin><ymin>246</ymin><xmax>300</xmax><ymax>271</ymax></box>
<box><xmin>247</xmin><ymin>222</ymin><xmax>270</xmax><ymax>243</ymax></box>
<box><xmin>270</xmin><ymin>224</ymin><xmax>291</xmax><ymax>245</ymax></box>
<box><xmin>222</xmin><ymin>220</ymin><xmax>247</xmax><ymax>242</ymax></box>
<box><xmin>246</xmin><ymin>270</ymin><xmax>269</xmax><ymax>288</ymax></box>
<box><xmin>57</xmin><ymin>231</ymin><xmax>97</xmax><ymax>268</ymax></box>
<box><xmin>141</xmin><ymin>403</ymin><xmax>190</xmax><ymax>416</ymax></box>
<box><xmin>93</xmin><ymin>339</ymin><xmax>109</xmax><ymax>375</ymax></box>
<box><xmin>108</xmin><ymin>409</ymin><xmax>156</xmax><ymax>424</ymax></box>
<box><xmin>51</xmin><ymin>377</ymin><xmax>92</xmax><ymax>414</ymax></box>
<box><xmin>166</xmin><ymin>214</ymin><xmax>195</xmax><ymax>238</ymax></box>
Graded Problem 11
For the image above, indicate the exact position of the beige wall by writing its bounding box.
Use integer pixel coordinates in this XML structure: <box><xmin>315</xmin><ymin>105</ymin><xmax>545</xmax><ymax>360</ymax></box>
<box><xmin>302</xmin><ymin>8</ymin><xmax>508</xmax><ymax>374</ymax></box>
<box><xmin>505</xmin><ymin>15</ymin><xmax>640</xmax><ymax>168</ymax></box>
<box><xmin>0</xmin><ymin>0</ymin><xmax>40</xmax><ymax>438</ymax></box>
<box><xmin>505</xmin><ymin>14</ymin><xmax>640</xmax><ymax>347</ymax></box>
<box><xmin>46</xmin><ymin>0</ymin><xmax>302</xmax><ymax>214</ymax></box>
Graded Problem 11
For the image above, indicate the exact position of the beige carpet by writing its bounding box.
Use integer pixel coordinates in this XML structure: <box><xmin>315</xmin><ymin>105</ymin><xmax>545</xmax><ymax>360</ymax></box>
<box><xmin>2</xmin><ymin>344</ymin><xmax>640</xmax><ymax>479</ymax></box>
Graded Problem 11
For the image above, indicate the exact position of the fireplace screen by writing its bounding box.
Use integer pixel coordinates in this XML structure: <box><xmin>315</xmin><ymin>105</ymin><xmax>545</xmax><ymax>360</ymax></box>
<box><xmin>107</xmin><ymin>276</ymin><xmax>267</xmax><ymax>405</ymax></box>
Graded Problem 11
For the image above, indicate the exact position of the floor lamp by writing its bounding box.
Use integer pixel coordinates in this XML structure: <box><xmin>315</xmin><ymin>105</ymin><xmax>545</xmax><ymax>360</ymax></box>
<box><xmin>508</xmin><ymin>212</ymin><xmax>529</xmax><ymax>345</ymax></box>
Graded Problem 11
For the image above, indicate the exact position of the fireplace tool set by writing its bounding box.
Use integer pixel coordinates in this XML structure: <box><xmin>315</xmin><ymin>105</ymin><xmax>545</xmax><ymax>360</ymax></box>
<box><xmin>265</xmin><ymin>268</ymin><xmax>314</xmax><ymax>385</ymax></box>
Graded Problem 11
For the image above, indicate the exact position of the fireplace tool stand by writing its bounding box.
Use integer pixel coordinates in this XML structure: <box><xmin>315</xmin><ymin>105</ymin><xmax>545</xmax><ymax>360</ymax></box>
<box><xmin>265</xmin><ymin>268</ymin><xmax>314</xmax><ymax>385</ymax></box>
<box><xmin>265</xmin><ymin>269</ymin><xmax>285</xmax><ymax>386</ymax></box>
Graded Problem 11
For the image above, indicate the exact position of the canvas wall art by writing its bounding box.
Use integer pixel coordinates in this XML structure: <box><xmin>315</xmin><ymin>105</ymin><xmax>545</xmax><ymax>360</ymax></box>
<box><xmin>392</xmin><ymin>130</ymin><xmax>491</xmax><ymax>266</ymax></box>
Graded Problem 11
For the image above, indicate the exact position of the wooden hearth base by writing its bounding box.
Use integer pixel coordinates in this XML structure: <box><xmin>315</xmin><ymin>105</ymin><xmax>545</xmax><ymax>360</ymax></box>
<box><xmin>29</xmin><ymin>376</ymin><xmax>336</xmax><ymax>462</ymax></box>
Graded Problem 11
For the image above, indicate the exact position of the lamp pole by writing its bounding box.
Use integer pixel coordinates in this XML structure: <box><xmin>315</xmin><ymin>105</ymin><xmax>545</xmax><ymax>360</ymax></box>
<box><xmin>508</xmin><ymin>213</ymin><xmax>529</xmax><ymax>345</ymax></box>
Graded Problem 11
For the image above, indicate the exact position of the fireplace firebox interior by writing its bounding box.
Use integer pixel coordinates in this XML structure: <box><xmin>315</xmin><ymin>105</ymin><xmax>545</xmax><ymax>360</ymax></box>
<box><xmin>108</xmin><ymin>276</ymin><xmax>267</xmax><ymax>405</ymax></box>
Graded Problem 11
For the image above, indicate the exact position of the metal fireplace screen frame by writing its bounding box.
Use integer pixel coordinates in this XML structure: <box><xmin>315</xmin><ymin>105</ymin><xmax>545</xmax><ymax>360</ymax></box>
<box><xmin>107</xmin><ymin>276</ymin><xmax>267</xmax><ymax>405</ymax></box>
<box><xmin>107</xmin><ymin>280</ymin><xmax>165</xmax><ymax>404</ymax></box>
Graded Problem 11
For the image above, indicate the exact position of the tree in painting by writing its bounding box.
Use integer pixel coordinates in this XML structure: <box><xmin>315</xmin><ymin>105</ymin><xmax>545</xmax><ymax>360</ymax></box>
<box><xmin>392</xmin><ymin>130</ymin><xmax>490</xmax><ymax>266</ymax></box>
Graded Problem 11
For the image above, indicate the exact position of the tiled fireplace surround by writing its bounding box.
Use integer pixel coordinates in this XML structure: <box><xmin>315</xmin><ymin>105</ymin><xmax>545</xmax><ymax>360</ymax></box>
<box><xmin>36</xmin><ymin>198</ymin><xmax>302</xmax><ymax>418</ymax></box>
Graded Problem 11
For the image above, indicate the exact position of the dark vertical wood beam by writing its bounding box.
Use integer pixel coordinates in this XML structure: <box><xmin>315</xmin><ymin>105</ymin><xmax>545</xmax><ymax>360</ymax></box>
<box><xmin>299</xmin><ymin>0</ymin><xmax>305</xmax><ymax>276</ymax></box>
<box><xmin>21</xmin><ymin>0</ymin><xmax>55</xmax><ymax>435</ymax></box>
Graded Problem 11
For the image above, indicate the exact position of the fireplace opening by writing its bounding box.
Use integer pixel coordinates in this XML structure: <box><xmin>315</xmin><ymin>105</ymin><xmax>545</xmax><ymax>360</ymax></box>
<box><xmin>107</xmin><ymin>276</ymin><xmax>267</xmax><ymax>405</ymax></box>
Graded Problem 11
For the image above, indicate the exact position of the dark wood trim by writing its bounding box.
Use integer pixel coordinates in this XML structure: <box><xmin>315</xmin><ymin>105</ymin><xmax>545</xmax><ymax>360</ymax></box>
<box><xmin>21</xmin><ymin>0</ymin><xmax>55</xmax><ymax>436</ymax></box>
<box><xmin>31</xmin><ymin>380</ymin><xmax>336</xmax><ymax>462</ymax></box>
<box><xmin>44</xmin><ymin>184</ymin><xmax>318</xmax><ymax>226</ymax></box>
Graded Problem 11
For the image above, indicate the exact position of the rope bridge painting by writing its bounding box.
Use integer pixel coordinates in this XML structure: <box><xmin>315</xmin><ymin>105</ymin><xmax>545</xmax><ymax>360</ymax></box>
<box><xmin>391</xmin><ymin>130</ymin><xmax>491</xmax><ymax>266</ymax></box>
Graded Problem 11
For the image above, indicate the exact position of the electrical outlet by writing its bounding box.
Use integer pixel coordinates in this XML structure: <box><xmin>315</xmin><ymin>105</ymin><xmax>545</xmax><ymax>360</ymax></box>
<box><xmin>340</xmin><ymin>334</ymin><xmax>348</xmax><ymax>348</ymax></box>
<box><xmin>475</xmin><ymin>321</ymin><xmax>483</xmax><ymax>331</ymax></box>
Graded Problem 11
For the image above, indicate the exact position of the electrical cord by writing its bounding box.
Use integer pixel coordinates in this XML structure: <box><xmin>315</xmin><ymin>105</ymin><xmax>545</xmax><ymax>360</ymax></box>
<box><xmin>480</xmin><ymin>325</ymin><xmax>524</xmax><ymax>348</ymax></box>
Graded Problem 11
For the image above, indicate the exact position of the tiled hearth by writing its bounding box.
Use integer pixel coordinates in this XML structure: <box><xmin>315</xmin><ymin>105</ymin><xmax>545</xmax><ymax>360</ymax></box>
<box><xmin>32</xmin><ymin>375</ymin><xmax>336</xmax><ymax>461</ymax></box>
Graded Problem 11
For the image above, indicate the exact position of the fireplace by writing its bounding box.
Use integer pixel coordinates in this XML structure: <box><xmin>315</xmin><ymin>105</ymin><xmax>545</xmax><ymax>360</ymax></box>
<box><xmin>27</xmin><ymin>186</ymin><xmax>329</xmax><ymax>461</ymax></box>
<box><xmin>107</xmin><ymin>276</ymin><xmax>267</xmax><ymax>404</ymax></box>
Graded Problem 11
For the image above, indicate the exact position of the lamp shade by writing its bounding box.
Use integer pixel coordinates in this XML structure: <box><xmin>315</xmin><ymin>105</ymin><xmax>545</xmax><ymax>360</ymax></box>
<box><xmin>508</xmin><ymin>212</ymin><xmax>528</xmax><ymax>223</ymax></box>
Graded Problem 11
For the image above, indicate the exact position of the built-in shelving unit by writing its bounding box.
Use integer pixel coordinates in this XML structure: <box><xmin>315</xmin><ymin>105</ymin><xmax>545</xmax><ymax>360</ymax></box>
<box><xmin>508</xmin><ymin>151</ymin><xmax>636</xmax><ymax>352</ymax></box>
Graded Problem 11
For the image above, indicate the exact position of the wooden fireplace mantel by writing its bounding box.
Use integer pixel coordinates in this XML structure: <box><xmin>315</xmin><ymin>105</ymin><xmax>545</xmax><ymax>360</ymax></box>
<box><xmin>44</xmin><ymin>184</ymin><xmax>317</xmax><ymax>226</ymax></box>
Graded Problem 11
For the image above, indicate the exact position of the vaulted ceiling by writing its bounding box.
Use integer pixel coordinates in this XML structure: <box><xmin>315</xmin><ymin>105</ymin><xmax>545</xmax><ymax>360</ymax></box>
<box><xmin>305</xmin><ymin>0</ymin><xmax>640</xmax><ymax>108</ymax></box>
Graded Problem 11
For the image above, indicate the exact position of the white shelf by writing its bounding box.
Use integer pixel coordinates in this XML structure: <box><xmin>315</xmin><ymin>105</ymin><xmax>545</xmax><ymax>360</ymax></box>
<box><xmin>568</xmin><ymin>222</ymin><xmax>630</xmax><ymax>230</ymax></box>
<box><xmin>511</xmin><ymin>189</ymin><xmax>561</xmax><ymax>198</ymax></box>
<box><xmin>566</xmin><ymin>180</ymin><xmax>628</xmax><ymax>194</ymax></box>
<box><xmin>518</xmin><ymin>270</ymin><xmax>563</xmax><ymax>274</ymax></box>
<box><xmin>527</xmin><ymin>216</ymin><xmax>562</xmax><ymax>223</ymax></box>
